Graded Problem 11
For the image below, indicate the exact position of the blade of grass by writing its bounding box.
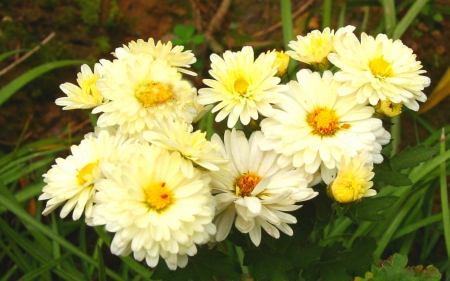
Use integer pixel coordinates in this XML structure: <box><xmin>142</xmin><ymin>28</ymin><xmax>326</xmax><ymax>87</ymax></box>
<box><xmin>392</xmin><ymin>0</ymin><xmax>431</xmax><ymax>40</ymax></box>
<box><xmin>322</xmin><ymin>0</ymin><xmax>332</xmax><ymax>29</ymax></box>
<box><xmin>0</xmin><ymin>218</ymin><xmax>83</xmax><ymax>281</ymax></box>
<box><xmin>0</xmin><ymin>49</ymin><xmax>26</xmax><ymax>63</ymax></box>
<box><xmin>0</xmin><ymin>193</ymin><xmax>129</xmax><ymax>281</ymax></box>
<box><xmin>337</xmin><ymin>3</ymin><xmax>346</xmax><ymax>28</ymax></box>
<box><xmin>98</xmin><ymin>245</ymin><xmax>107</xmax><ymax>281</ymax></box>
<box><xmin>392</xmin><ymin>213</ymin><xmax>442</xmax><ymax>240</ymax></box>
<box><xmin>0</xmin><ymin>264</ymin><xmax>18</xmax><ymax>281</ymax></box>
<box><xmin>380</xmin><ymin>0</ymin><xmax>396</xmax><ymax>37</ymax></box>
<box><xmin>93</xmin><ymin>226</ymin><xmax>153</xmax><ymax>280</ymax></box>
<box><xmin>22</xmin><ymin>253</ymin><xmax>72</xmax><ymax>281</ymax></box>
<box><xmin>0</xmin><ymin>182</ymin><xmax>45</xmax><ymax>214</ymax></box>
<box><xmin>280</xmin><ymin>0</ymin><xmax>299</xmax><ymax>79</ymax></box>
<box><xmin>439</xmin><ymin>128</ymin><xmax>450</xmax><ymax>258</ymax></box>
<box><xmin>0</xmin><ymin>60</ymin><xmax>87</xmax><ymax>106</ymax></box>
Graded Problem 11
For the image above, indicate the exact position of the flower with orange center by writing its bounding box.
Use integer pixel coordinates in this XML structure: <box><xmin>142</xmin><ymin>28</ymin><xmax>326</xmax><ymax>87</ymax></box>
<box><xmin>328</xmin><ymin>31</ymin><xmax>430</xmax><ymax>110</ymax></box>
<box><xmin>93</xmin><ymin>55</ymin><xmax>197</xmax><ymax>135</ymax></box>
<box><xmin>260</xmin><ymin>69</ymin><xmax>391</xmax><ymax>184</ymax></box>
<box><xmin>90</xmin><ymin>145</ymin><xmax>216</xmax><ymax>270</ymax></box>
<box><xmin>210</xmin><ymin>129</ymin><xmax>317</xmax><ymax>246</ymax></box>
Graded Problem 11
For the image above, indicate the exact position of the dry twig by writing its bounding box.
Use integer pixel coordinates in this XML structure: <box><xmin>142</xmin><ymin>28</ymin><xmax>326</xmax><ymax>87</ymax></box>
<box><xmin>0</xmin><ymin>32</ymin><xmax>55</xmax><ymax>77</ymax></box>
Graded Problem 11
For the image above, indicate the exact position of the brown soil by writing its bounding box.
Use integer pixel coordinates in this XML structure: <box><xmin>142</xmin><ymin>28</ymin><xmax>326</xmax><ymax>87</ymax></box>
<box><xmin>0</xmin><ymin>0</ymin><xmax>449</xmax><ymax>151</ymax></box>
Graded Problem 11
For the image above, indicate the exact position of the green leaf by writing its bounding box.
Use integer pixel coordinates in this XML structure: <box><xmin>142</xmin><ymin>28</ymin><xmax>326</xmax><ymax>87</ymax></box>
<box><xmin>390</xmin><ymin>145</ymin><xmax>439</xmax><ymax>171</ymax></box>
<box><xmin>151</xmin><ymin>246</ymin><xmax>240</xmax><ymax>281</ymax></box>
<box><xmin>191</xmin><ymin>34</ymin><xmax>205</xmax><ymax>45</ymax></box>
<box><xmin>318</xmin><ymin>237</ymin><xmax>377</xmax><ymax>281</ymax></box>
<box><xmin>245</xmin><ymin>249</ymin><xmax>293</xmax><ymax>281</ymax></box>
<box><xmin>0</xmin><ymin>60</ymin><xmax>86</xmax><ymax>106</ymax></box>
<box><xmin>291</xmin><ymin>243</ymin><xmax>324</xmax><ymax>270</ymax></box>
<box><xmin>21</xmin><ymin>253</ymin><xmax>72</xmax><ymax>281</ymax></box>
<box><xmin>347</xmin><ymin>196</ymin><xmax>399</xmax><ymax>222</ymax></box>
<box><xmin>415</xmin><ymin>265</ymin><xmax>442</xmax><ymax>281</ymax></box>
<box><xmin>371</xmin><ymin>254</ymin><xmax>417</xmax><ymax>281</ymax></box>
<box><xmin>373</xmin><ymin>161</ymin><xmax>413</xmax><ymax>187</ymax></box>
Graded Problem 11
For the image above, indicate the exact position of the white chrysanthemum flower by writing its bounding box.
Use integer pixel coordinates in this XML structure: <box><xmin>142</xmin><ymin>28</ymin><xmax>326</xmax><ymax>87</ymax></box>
<box><xmin>197</xmin><ymin>46</ymin><xmax>287</xmax><ymax>128</ymax></box>
<box><xmin>92</xmin><ymin>55</ymin><xmax>197</xmax><ymax>135</ymax></box>
<box><xmin>286</xmin><ymin>26</ymin><xmax>355</xmax><ymax>67</ymax></box>
<box><xmin>327</xmin><ymin>32</ymin><xmax>431</xmax><ymax>110</ymax></box>
<box><xmin>327</xmin><ymin>155</ymin><xmax>375</xmax><ymax>204</ymax></box>
<box><xmin>210</xmin><ymin>129</ymin><xmax>317</xmax><ymax>246</ymax></box>
<box><xmin>90</xmin><ymin>145</ymin><xmax>216</xmax><ymax>270</ymax></box>
<box><xmin>143</xmin><ymin>119</ymin><xmax>229</xmax><ymax>178</ymax></box>
<box><xmin>260</xmin><ymin>69</ymin><xmax>390</xmax><ymax>184</ymax></box>
<box><xmin>56</xmin><ymin>63</ymin><xmax>107</xmax><ymax>110</ymax></box>
<box><xmin>39</xmin><ymin>130</ymin><xmax>135</xmax><ymax>220</ymax></box>
<box><xmin>114</xmin><ymin>38</ymin><xmax>197</xmax><ymax>76</ymax></box>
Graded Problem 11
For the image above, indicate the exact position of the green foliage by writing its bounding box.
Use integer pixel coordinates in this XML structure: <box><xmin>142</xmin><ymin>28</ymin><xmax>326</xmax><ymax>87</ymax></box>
<box><xmin>79</xmin><ymin>0</ymin><xmax>101</xmax><ymax>27</ymax></box>
<box><xmin>152</xmin><ymin>247</ymin><xmax>240</xmax><ymax>281</ymax></box>
<box><xmin>355</xmin><ymin>253</ymin><xmax>442</xmax><ymax>281</ymax></box>
<box><xmin>172</xmin><ymin>24</ymin><xmax>205</xmax><ymax>46</ymax></box>
<box><xmin>347</xmin><ymin>196</ymin><xmax>399</xmax><ymax>223</ymax></box>
<box><xmin>300</xmin><ymin>237</ymin><xmax>377</xmax><ymax>281</ymax></box>
<box><xmin>390</xmin><ymin>145</ymin><xmax>439</xmax><ymax>171</ymax></box>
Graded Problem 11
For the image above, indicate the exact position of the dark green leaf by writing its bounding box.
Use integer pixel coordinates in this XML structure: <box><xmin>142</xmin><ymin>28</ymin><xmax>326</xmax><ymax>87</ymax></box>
<box><xmin>347</xmin><ymin>196</ymin><xmax>399</xmax><ymax>222</ymax></box>
<box><xmin>151</xmin><ymin>246</ymin><xmax>240</xmax><ymax>281</ymax></box>
<box><xmin>373</xmin><ymin>163</ymin><xmax>413</xmax><ymax>187</ymax></box>
<box><xmin>291</xmin><ymin>243</ymin><xmax>324</xmax><ymax>270</ymax></box>
<box><xmin>390</xmin><ymin>145</ymin><xmax>439</xmax><ymax>172</ymax></box>
<box><xmin>318</xmin><ymin>237</ymin><xmax>376</xmax><ymax>281</ymax></box>
<box><xmin>245</xmin><ymin>249</ymin><xmax>293</xmax><ymax>281</ymax></box>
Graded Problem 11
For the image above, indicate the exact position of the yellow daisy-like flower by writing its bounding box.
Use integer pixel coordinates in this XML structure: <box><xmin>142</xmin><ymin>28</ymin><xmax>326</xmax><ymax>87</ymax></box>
<box><xmin>39</xmin><ymin>130</ymin><xmax>135</xmax><ymax>220</ymax></box>
<box><xmin>327</xmin><ymin>155</ymin><xmax>375</xmax><ymax>204</ymax></box>
<box><xmin>92</xmin><ymin>55</ymin><xmax>196</xmax><ymax>135</ymax></box>
<box><xmin>143</xmin><ymin>119</ymin><xmax>229</xmax><ymax>178</ymax></box>
<box><xmin>328</xmin><ymin>32</ymin><xmax>430</xmax><ymax>110</ymax></box>
<box><xmin>197</xmin><ymin>46</ymin><xmax>287</xmax><ymax>128</ymax></box>
<box><xmin>90</xmin><ymin>145</ymin><xmax>216</xmax><ymax>270</ymax></box>
<box><xmin>114</xmin><ymin>38</ymin><xmax>197</xmax><ymax>76</ymax></box>
<box><xmin>56</xmin><ymin>64</ymin><xmax>107</xmax><ymax>110</ymax></box>
<box><xmin>374</xmin><ymin>99</ymin><xmax>403</xmax><ymax>117</ymax></box>
<box><xmin>286</xmin><ymin>26</ymin><xmax>355</xmax><ymax>68</ymax></box>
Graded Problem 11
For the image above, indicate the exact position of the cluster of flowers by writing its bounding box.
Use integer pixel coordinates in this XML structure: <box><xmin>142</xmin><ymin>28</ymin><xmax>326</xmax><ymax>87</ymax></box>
<box><xmin>40</xmin><ymin>26</ymin><xmax>430</xmax><ymax>270</ymax></box>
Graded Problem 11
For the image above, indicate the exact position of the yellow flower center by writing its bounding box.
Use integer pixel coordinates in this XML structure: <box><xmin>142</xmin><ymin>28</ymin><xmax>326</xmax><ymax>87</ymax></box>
<box><xmin>136</xmin><ymin>81</ymin><xmax>173</xmax><ymax>107</ymax></box>
<box><xmin>308</xmin><ymin>107</ymin><xmax>340</xmax><ymax>136</ymax></box>
<box><xmin>235</xmin><ymin>173</ymin><xmax>262</xmax><ymax>197</ymax></box>
<box><xmin>145</xmin><ymin>182</ymin><xmax>174</xmax><ymax>211</ymax></box>
<box><xmin>369</xmin><ymin>56</ymin><xmax>393</xmax><ymax>78</ymax></box>
<box><xmin>329</xmin><ymin>176</ymin><xmax>363</xmax><ymax>204</ymax></box>
<box><xmin>76</xmin><ymin>161</ymin><xmax>99</xmax><ymax>185</ymax></box>
<box><xmin>234</xmin><ymin>77</ymin><xmax>249</xmax><ymax>95</ymax></box>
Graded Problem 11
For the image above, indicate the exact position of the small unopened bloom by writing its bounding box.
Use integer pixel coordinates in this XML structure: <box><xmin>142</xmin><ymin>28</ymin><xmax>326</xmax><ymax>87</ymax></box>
<box><xmin>327</xmin><ymin>155</ymin><xmax>376</xmax><ymax>204</ymax></box>
<box><xmin>267</xmin><ymin>50</ymin><xmax>290</xmax><ymax>77</ymax></box>
<box><xmin>374</xmin><ymin>99</ymin><xmax>403</xmax><ymax>117</ymax></box>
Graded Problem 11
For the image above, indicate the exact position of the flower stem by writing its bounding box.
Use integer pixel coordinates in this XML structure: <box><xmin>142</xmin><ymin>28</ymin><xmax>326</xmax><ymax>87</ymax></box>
<box><xmin>439</xmin><ymin>128</ymin><xmax>450</xmax><ymax>258</ymax></box>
